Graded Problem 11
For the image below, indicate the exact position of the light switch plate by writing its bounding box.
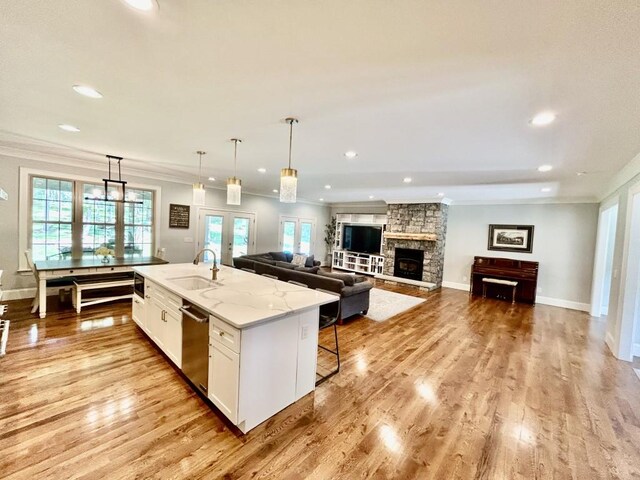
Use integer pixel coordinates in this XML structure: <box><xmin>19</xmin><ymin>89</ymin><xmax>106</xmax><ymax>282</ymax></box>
<box><xmin>0</xmin><ymin>188</ymin><xmax>7</xmax><ymax>200</ymax></box>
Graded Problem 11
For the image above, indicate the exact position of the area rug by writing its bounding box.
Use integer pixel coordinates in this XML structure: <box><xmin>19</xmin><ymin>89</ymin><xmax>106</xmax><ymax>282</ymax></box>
<box><xmin>364</xmin><ymin>288</ymin><xmax>426</xmax><ymax>322</ymax></box>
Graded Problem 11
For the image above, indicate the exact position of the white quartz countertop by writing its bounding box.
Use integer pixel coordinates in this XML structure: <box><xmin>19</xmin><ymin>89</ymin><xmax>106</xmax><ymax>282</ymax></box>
<box><xmin>133</xmin><ymin>263</ymin><xmax>337</xmax><ymax>328</ymax></box>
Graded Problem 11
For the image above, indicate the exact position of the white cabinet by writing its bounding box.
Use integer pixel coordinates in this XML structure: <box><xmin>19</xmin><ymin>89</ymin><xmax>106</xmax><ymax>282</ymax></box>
<box><xmin>143</xmin><ymin>280</ymin><xmax>182</xmax><ymax>368</ymax></box>
<box><xmin>132</xmin><ymin>295</ymin><xmax>146</xmax><ymax>331</ymax></box>
<box><xmin>208</xmin><ymin>341</ymin><xmax>240</xmax><ymax>424</ymax></box>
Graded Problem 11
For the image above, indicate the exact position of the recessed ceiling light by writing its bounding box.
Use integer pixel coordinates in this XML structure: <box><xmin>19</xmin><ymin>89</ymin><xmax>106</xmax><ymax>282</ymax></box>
<box><xmin>530</xmin><ymin>111</ymin><xmax>556</xmax><ymax>126</ymax></box>
<box><xmin>208</xmin><ymin>177</ymin><xmax>216</xmax><ymax>181</ymax></box>
<box><xmin>123</xmin><ymin>0</ymin><xmax>157</xmax><ymax>11</ymax></box>
<box><xmin>403</xmin><ymin>177</ymin><xmax>412</xmax><ymax>183</ymax></box>
<box><xmin>344</xmin><ymin>151</ymin><xmax>358</xmax><ymax>159</ymax></box>
<box><xmin>369</xmin><ymin>195</ymin><xmax>374</xmax><ymax>199</ymax></box>
<box><xmin>257</xmin><ymin>168</ymin><xmax>266</xmax><ymax>173</ymax></box>
<box><xmin>272</xmin><ymin>189</ymin><xmax>278</xmax><ymax>193</ymax></box>
<box><xmin>537</xmin><ymin>165</ymin><xmax>553</xmax><ymax>172</ymax></box>
<box><xmin>319</xmin><ymin>198</ymin><xmax>324</xmax><ymax>202</ymax></box>
<box><xmin>58</xmin><ymin>124</ymin><xmax>80</xmax><ymax>132</ymax></box>
<box><xmin>541</xmin><ymin>187</ymin><xmax>552</xmax><ymax>193</ymax></box>
<box><xmin>72</xmin><ymin>85</ymin><xmax>103</xmax><ymax>99</ymax></box>
<box><xmin>324</xmin><ymin>185</ymin><xmax>331</xmax><ymax>189</ymax></box>
<box><xmin>577</xmin><ymin>171</ymin><xmax>587</xmax><ymax>176</ymax></box>
<box><xmin>437</xmin><ymin>192</ymin><xmax>445</xmax><ymax>197</ymax></box>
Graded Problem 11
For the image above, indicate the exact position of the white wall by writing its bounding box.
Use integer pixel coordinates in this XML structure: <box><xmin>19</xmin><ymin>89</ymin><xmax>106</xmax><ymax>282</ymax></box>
<box><xmin>442</xmin><ymin>203</ymin><xmax>599</xmax><ymax>309</ymax></box>
<box><xmin>0</xmin><ymin>154</ymin><xmax>330</xmax><ymax>294</ymax></box>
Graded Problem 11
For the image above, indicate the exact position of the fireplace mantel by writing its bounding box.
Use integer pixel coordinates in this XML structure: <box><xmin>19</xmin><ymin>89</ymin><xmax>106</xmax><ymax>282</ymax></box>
<box><xmin>383</xmin><ymin>232</ymin><xmax>437</xmax><ymax>241</ymax></box>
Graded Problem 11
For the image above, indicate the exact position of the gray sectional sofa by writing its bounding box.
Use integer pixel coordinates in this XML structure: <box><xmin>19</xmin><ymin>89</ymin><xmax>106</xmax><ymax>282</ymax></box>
<box><xmin>233</xmin><ymin>252</ymin><xmax>372</xmax><ymax>323</ymax></box>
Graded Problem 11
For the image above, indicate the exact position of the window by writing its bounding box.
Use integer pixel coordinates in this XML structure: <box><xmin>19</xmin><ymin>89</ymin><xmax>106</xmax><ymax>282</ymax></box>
<box><xmin>31</xmin><ymin>177</ymin><xmax>74</xmax><ymax>261</ymax></box>
<box><xmin>279</xmin><ymin>216</ymin><xmax>316</xmax><ymax>255</ymax></box>
<box><xmin>27</xmin><ymin>174</ymin><xmax>156</xmax><ymax>263</ymax></box>
<box><xmin>82</xmin><ymin>183</ymin><xmax>117</xmax><ymax>256</ymax></box>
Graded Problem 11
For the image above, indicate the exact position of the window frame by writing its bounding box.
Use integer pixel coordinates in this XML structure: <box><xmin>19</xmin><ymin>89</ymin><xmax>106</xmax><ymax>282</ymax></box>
<box><xmin>19</xmin><ymin>167</ymin><xmax>161</xmax><ymax>271</ymax></box>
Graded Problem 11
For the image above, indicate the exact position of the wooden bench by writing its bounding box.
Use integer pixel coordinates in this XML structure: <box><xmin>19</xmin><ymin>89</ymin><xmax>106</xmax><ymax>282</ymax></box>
<box><xmin>72</xmin><ymin>276</ymin><xmax>134</xmax><ymax>313</ymax></box>
<box><xmin>482</xmin><ymin>277</ymin><xmax>518</xmax><ymax>304</ymax></box>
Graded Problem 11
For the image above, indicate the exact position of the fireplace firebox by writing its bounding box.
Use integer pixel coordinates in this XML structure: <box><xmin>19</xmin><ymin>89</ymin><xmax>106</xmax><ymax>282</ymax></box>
<box><xmin>393</xmin><ymin>248</ymin><xmax>424</xmax><ymax>281</ymax></box>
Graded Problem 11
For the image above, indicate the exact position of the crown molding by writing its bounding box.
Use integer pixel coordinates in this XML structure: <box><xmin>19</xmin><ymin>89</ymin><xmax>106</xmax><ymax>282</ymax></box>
<box><xmin>450</xmin><ymin>196</ymin><xmax>598</xmax><ymax>206</ymax></box>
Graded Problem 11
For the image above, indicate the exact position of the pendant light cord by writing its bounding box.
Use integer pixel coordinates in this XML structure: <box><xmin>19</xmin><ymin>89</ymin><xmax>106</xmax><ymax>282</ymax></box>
<box><xmin>196</xmin><ymin>151</ymin><xmax>206</xmax><ymax>184</ymax></box>
<box><xmin>233</xmin><ymin>139</ymin><xmax>238</xmax><ymax>177</ymax></box>
<box><xmin>288</xmin><ymin>120</ymin><xmax>293</xmax><ymax>169</ymax></box>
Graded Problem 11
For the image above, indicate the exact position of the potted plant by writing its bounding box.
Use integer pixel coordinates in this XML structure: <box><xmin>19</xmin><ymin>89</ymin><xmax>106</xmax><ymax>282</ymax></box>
<box><xmin>324</xmin><ymin>216</ymin><xmax>336</xmax><ymax>266</ymax></box>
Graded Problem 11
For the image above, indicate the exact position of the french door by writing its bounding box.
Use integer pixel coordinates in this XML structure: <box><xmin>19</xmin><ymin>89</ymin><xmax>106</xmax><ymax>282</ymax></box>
<box><xmin>279</xmin><ymin>216</ymin><xmax>316</xmax><ymax>255</ymax></box>
<box><xmin>197</xmin><ymin>209</ymin><xmax>256</xmax><ymax>266</ymax></box>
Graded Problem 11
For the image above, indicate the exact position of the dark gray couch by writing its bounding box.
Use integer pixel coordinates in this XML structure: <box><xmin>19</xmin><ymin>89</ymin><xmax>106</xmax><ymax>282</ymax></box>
<box><xmin>233</xmin><ymin>251</ymin><xmax>321</xmax><ymax>272</ymax></box>
<box><xmin>243</xmin><ymin>261</ymin><xmax>373</xmax><ymax>323</ymax></box>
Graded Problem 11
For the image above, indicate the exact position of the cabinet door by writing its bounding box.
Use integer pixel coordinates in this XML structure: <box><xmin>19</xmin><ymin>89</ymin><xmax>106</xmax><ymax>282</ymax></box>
<box><xmin>132</xmin><ymin>296</ymin><xmax>145</xmax><ymax>329</ymax></box>
<box><xmin>208</xmin><ymin>342</ymin><xmax>240</xmax><ymax>424</ymax></box>
<box><xmin>163</xmin><ymin>308</ymin><xmax>182</xmax><ymax>368</ymax></box>
<box><xmin>148</xmin><ymin>297</ymin><xmax>166</xmax><ymax>349</ymax></box>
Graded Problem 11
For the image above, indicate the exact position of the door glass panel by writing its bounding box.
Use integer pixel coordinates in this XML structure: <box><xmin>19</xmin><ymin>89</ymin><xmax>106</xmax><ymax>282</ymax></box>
<box><xmin>282</xmin><ymin>221</ymin><xmax>296</xmax><ymax>253</ymax></box>
<box><xmin>299</xmin><ymin>222</ymin><xmax>312</xmax><ymax>255</ymax></box>
<box><xmin>232</xmin><ymin>217</ymin><xmax>250</xmax><ymax>258</ymax></box>
<box><xmin>204</xmin><ymin>215</ymin><xmax>224</xmax><ymax>262</ymax></box>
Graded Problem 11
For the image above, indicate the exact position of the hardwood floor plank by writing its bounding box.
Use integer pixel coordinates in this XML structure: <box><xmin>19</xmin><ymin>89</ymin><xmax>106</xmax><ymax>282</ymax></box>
<box><xmin>1</xmin><ymin>286</ymin><xmax>639</xmax><ymax>479</ymax></box>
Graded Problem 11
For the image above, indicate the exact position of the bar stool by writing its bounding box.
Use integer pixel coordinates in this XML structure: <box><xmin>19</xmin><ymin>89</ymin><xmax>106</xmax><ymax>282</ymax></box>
<box><xmin>315</xmin><ymin>288</ymin><xmax>341</xmax><ymax>385</ymax></box>
<box><xmin>287</xmin><ymin>280</ymin><xmax>308</xmax><ymax>288</ymax></box>
<box><xmin>261</xmin><ymin>273</ymin><xmax>278</xmax><ymax>280</ymax></box>
<box><xmin>241</xmin><ymin>267</ymin><xmax>256</xmax><ymax>274</ymax></box>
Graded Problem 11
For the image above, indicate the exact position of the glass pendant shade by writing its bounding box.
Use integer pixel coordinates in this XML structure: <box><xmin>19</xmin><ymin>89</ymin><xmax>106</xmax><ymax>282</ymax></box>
<box><xmin>192</xmin><ymin>182</ymin><xmax>206</xmax><ymax>206</ymax></box>
<box><xmin>279</xmin><ymin>168</ymin><xmax>298</xmax><ymax>203</ymax></box>
<box><xmin>226</xmin><ymin>177</ymin><xmax>242</xmax><ymax>205</ymax></box>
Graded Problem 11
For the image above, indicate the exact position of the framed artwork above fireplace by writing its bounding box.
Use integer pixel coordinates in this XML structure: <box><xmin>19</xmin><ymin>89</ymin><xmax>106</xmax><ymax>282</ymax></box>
<box><xmin>488</xmin><ymin>224</ymin><xmax>534</xmax><ymax>253</ymax></box>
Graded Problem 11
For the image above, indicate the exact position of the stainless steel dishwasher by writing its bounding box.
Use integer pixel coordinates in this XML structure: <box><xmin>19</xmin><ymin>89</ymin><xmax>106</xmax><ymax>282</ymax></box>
<box><xmin>180</xmin><ymin>302</ymin><xmax>210</xmax><ymax>395</ymax></box>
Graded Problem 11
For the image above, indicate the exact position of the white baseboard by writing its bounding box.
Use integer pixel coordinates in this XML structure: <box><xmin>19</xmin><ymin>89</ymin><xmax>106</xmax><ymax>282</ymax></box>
<box><xmin>2</xmin><ymin>286</ymin><xmax>64</xmax><ymax>301</ymax></box>
<box><xmin>441</xmin><ymin>281</ymin><xmax>469</xmax><ymax>291</ymax></box>
<box><xmin>632</xmin><ymin>342</ymin><xmax>640</xmax><ymax>358</ymax></box>
<box><xmin>441</xmin><ymin>280</ymin><xmax>590</xmax><ymax>312</ymax></box>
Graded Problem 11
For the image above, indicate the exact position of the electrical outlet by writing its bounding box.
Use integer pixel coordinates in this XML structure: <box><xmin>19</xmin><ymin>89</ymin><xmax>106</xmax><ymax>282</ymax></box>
<box><xmin>537</xmin><ymin>287</ymin><xmax>542</xmax><ymax>293</ymax></box>
<box><xmin>462</xmin><ymin>275</ymin><xmax>468</xmax><ymax>282</ymax></box>
<box><xmin>301</xmin><ymin>324</ymin><xmax>309</xmax><ymax>340</ymax></box>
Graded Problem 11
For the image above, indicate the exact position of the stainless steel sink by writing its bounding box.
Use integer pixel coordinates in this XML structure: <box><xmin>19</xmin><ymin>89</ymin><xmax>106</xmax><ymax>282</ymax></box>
<box><xmin>168</xmin><ymin>275</ymin><xmax>217</xmax><ymax>291</ymax></box>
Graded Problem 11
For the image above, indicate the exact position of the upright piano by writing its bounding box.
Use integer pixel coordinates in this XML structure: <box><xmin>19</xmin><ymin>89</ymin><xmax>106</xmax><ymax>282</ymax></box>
<box><xmin>470</xmin><ymin>256</ymin><xmax>539</xmax><ymax>304</ymax></box>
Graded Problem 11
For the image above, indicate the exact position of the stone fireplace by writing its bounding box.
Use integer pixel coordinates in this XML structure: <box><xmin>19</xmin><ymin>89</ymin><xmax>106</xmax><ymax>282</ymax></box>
<box><xmin>383</xmin><ymin>203</ymin><xmax>449</xmax><ymax>286</ymax></box>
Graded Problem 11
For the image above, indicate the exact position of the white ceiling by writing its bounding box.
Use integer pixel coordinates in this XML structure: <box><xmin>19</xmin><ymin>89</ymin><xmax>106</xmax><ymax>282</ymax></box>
<box><xmin>1</xmin><ymin>0</ymin><xmax>639</xmax><ymax>204</ymax></box>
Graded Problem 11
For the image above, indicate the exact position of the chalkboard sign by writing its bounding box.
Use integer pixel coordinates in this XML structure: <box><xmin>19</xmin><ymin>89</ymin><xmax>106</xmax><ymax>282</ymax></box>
<box><xmin>169</xmin><ymin>204</ymin><xmax>190</xmax><ymax>228</ymax></box>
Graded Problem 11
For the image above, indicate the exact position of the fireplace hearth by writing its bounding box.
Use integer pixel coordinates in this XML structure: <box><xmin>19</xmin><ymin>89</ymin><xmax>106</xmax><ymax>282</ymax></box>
<box><xmin>393</xmin><ymin>248</ymin><xmax>424</xmax><ymax>281</ymax></box>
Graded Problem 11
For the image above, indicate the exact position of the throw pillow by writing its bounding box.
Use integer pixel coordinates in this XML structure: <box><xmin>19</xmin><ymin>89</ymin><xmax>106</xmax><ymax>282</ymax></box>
<box><xmin>291</xmin><ymin>254</ymin><xmax>308</xmax><ymax>267</ymax></box>
<box><xmin>305</xmin><ymin>254</ymin><xmax>315</xmax><ymax>267</ymax></box>
<box><xmin>268</xmin><ymin>251</ymin><xmax>288</xmax><ymax>262</ymax></box>
<box><xmin>318</xmin><ymin>270</ymin><xmax>356</xmax><ymax>286</ymax></box>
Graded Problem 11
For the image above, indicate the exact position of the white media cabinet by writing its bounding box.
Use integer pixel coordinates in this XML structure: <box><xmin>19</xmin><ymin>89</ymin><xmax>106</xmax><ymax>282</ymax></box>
<box><xmin>332</xmin><ymin>213</ymin><xmax>387</xmax><ymax>276</ymax></box>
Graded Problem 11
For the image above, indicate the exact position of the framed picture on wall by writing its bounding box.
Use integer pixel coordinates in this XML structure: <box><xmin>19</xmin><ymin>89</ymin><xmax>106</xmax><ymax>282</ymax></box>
<box><xmin>488</xmin><ymin>224</ymin><xmax>534</xmax><ymax>253</ymax></box>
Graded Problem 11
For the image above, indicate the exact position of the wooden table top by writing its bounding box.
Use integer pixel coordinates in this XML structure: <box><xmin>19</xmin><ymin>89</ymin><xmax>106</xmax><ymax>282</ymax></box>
<box><xmin>35</xmin><ymin>256</ymin><xmax>168</xmax><ymax>272</ymax></box>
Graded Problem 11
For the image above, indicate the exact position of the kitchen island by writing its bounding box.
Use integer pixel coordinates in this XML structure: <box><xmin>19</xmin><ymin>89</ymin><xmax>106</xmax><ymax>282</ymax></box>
<box><xmin>132</xmin><ymin>263</ymin><xmax>336</xmax><ymax>433</ymax></box>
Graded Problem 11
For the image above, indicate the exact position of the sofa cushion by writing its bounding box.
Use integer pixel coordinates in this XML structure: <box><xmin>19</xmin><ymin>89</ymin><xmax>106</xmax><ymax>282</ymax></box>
<box><xmin>318</xmin><ymin>270</ymin><xmax>357</xmax><ymax>286</ymax></box>
<box><xmin>268</xmin><ymin>251</ymin><xmax>288</xmax><ymax>262</ymax></box>
<box><xmin>285</xmin><ymin>252</ymin><xmax>293</xmax><ymax>262</ymax></box>
<box><xmin>295</xmin><ymin>265</ymin><xmax>320</xmax><ymax>274</ymax></box>
<box><xmin>275</xmin><ymin>261</ymin><xmax>297</xmax><ymax>270</ymax></box>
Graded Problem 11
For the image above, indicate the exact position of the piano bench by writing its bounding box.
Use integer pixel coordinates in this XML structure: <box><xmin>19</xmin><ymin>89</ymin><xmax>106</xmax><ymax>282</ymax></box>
<box><xmin>482</xmin><ymin>278</ymin><xmax>518</xmax><ymax>304</ymax></box>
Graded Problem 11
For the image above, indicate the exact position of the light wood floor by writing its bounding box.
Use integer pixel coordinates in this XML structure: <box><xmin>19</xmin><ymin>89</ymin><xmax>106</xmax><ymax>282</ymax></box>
<box><xmin>2</xmin><ymin>284</ymin><xmax>640</xmax><ymax>479</ymax></box>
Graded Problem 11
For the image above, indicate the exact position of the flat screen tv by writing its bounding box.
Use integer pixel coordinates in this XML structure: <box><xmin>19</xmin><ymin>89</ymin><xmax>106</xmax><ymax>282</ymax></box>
<box><xmin>343</xmin><ymin>225</ymin><xmax>382</xmax><ymax>254</ymax></box>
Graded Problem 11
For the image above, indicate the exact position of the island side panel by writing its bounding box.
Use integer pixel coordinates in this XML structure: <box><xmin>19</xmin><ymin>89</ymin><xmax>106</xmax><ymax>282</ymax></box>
<box><xmin>237</xmin><ymin>313</ymin><xmax>299</xmax><ymax>433</ymax></box>
<box><xmin>295</xmin><ymin>307</ymin><xmax>320</xmax><ymax>400</ymax></box>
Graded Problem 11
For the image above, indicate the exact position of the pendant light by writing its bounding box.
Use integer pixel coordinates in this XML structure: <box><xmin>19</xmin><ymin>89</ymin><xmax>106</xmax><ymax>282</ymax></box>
<box><xmin>84</xmin><ymin>155</ymin><xmax>142</xmax><ymax>204</ymax></box>
<box><xmin>280</xmin><ymin>117</ymin><xmax>299</xmax><ymax>203</ymax></box>
<box><xmin>192</xmin><ymin>150</ymin><xmax>206</xmax><ymax>206</ymax></box>
<box><xmin>226</xmin><ymin>139</ymin><xmax>242</xmax><ymax>205</ymax></box>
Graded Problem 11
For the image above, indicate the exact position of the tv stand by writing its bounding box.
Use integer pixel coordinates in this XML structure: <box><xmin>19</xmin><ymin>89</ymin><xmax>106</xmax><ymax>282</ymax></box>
<box><xmin>332</xmin><ymin>251</ymin><xmax>384</xmax><ymax>276</ymax></box>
